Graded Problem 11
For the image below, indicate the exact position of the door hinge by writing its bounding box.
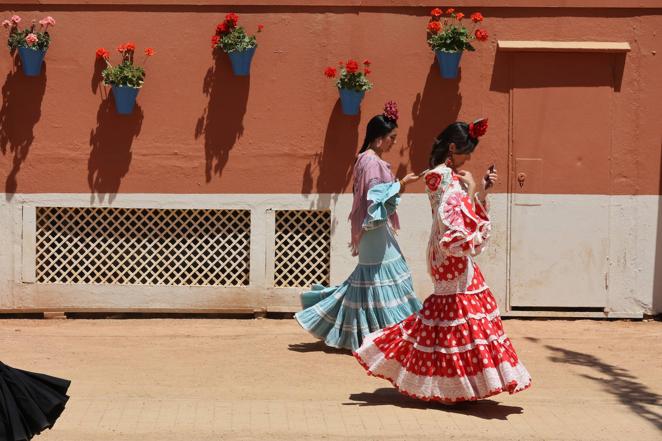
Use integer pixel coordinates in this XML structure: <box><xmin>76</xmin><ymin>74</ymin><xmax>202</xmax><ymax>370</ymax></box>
<box><xmin>604</xmin><ymin>272</ymin><xmax>609</xmax><ymax>290</ymax></box>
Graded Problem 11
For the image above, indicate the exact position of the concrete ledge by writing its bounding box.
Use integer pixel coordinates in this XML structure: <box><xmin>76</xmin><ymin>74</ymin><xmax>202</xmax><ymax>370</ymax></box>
<box><xmin>498</xmin><ymin>40</ymin><xmax>631</xmax><ymax>53</ymax></box>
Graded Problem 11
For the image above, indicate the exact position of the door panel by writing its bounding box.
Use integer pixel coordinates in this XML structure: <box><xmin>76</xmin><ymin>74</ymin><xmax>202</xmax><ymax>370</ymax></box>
<box><xmin>509</xmin><ymin>53</ymin><xmax>612</xmax><ymax>308</ymax></box>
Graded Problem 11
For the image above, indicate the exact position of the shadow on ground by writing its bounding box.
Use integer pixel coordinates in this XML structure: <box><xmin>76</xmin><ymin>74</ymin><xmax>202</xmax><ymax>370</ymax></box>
<box><xmin>544</xmin><ymin>344</ymin><xmax>662</xmax><ymax>431</ymax></box>
<box><xmin>288</xmin><ymin>341</ymin><xmax>352</xmax><ymax>356</ymax></box>
<box><xmin>346</xmin><ymin>388</ymin><xmax>523</xmax><ymax>419</ymax></box>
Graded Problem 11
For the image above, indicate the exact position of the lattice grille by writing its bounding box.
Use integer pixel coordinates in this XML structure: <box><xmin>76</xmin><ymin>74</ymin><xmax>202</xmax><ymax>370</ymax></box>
<box><xmin>36</xmin><ymin>207</ymin><xmax>251</xmax><ymax>286</ymax></box>
<box><xmin>274</xmin><ymin>210</ymin><xmax>331</xmax><ymax>288</ymax></box>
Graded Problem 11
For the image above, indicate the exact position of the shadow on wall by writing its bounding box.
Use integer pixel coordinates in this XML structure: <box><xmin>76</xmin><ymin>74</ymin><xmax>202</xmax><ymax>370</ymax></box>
<box><xmin>195</xmin><ymin>53</ymin><xmax>249</xmax><ymax>183</ymax></box>
<box><xmin>301</xmin><ymin>100</ymin><xmax>360</xmax><ymax>230</ymax></box>
<box><xmin>88</xmin><ymin>90</ymin><xmax>143</xmax><ymax>204</ymax></box>
<box><xmin>0</xmin><ymin>59</ymin><xmax>47</xmax><ymax>200</ymax></box>
<box><xmin>407</xmin><ymin>62</ymin><xmax>462</xmax><ymax>174</ymax></box>
<box><xmin>545</xmin><ymin>344</ymin><xmax>661</xmax><ymax>431</ymax></box>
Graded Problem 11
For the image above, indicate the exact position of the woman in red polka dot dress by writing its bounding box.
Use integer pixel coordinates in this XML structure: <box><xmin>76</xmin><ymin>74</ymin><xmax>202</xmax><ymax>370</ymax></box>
<box><xmin>354</xmin><ymin>119</ymin><xmax>531</xmax><ymax>403</ymax></box>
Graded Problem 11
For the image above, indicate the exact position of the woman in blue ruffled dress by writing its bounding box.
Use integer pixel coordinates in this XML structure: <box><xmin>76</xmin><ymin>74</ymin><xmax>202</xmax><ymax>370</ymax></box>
<box><xmin>295</xmin><ymin>102</ymin><xmax>422</xmax><ymax>351</ymax></box>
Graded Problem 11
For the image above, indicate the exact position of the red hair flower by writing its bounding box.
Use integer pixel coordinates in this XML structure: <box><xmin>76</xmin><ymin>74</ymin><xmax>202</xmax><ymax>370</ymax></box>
<box><xmin>431</xmin><ymin>8</ymin><xmax>443</xmax><ymax>18</ymax></box>
<box><xmin>427</xmin><ymin>20</ymin><xmax>441</xmax><ymax>34</ymax></box>
<box><xmin>144</xmin><ymin>47</ymin><xmax>155</xmax><ymax>56</ymax></box>
<box><xmin>95</xmin><ymin>47</ymin><xmax>109</xmax><ymax>60</ymax></box>
<box><xmin>455</xmin><ymin>12</ymin><xmax>465</xmax><ymax>21</ymax></box>
<box><xmin>475</xmin><ymin>29</ymin><xmax>489</xmax><ymax>41</ymax></box>
<box><xmin>345</xmin><ymin>59</ymin><xmax>359</xmax><ymax>73</ymax></box>
<box><xmin>425</xmin><ymin>173</ymin><xmax>442</xmax><ymax>192</ymax></box>
<box><xmin>324</xmin><ymin>66</ymin><xmax>337</xmax><ymax>78</ymax></box>
<box><xmin>383</xmin><ymin>101</ymin><xmax>399</xmax><ymax>122</ymax></box>
<box><xmin>469</xmin><ymin>118</ymin><xmax>488</xmax><ymax>139</ymax></box>
<box><xmin>471</xmin><ymin>12</ymin><xmax>484</xmax><ymax>23</ymax></box>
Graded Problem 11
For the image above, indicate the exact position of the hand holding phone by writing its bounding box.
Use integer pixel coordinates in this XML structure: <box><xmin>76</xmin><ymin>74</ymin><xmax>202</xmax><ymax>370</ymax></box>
<box><xmin>484</xmin><ymin>164</ymin><xmax>496</xmax><ymax>190</ymax></box>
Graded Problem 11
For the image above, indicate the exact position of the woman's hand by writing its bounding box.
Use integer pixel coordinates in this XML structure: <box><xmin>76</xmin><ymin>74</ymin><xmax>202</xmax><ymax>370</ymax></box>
<box><xmin>400</xmin><ymin>173</ymin><xmax>420</xmax><ymax>186</ymax></box>
<box><xmin>484</xmin><ymin>170</ymin><xmax>498</xmax><ymax>192</ymax></box>
<box><xmin>457</xmin><ymin>170</ymin><xmax>477</xmax><ymax>199</ymax></box>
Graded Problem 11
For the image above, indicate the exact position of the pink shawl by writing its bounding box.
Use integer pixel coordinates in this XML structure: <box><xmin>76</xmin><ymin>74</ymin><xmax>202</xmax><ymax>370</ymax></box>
<box><xmin>348</xmin><ymin>150</ymin><xmax>401</xmax><ymax>256</ymax></box>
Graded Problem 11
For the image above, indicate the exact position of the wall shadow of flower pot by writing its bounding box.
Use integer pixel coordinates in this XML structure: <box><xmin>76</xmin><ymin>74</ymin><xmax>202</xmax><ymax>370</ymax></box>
<box><xmin>0</xmin><ymin>62</ymin><xmax>47</xmax><ymax>200</ymax></box>
<box><xmin>301</xmin><ymin>100</ymin><xmax>360</xmax><ymax>213</ymax></box>
<box><xmin>406</xmin><ymin>62</ymin><xmax>462</xmax><ymax>174</ymax></box>
<box><xmin>195</xmin><ymin>53</ymin><xmax>250</xmax><ymax>182</ymax></box>
<box><xmin>88</xmin><ymin>97</ymin><xmax>143</xmax><ymax>203</ymax></box>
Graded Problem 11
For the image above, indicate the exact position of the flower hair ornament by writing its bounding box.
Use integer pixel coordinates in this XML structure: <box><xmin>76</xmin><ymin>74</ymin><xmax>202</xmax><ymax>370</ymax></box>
<box><xmin>383</xmin><ymin>101</ymin><xmax>399</xmax><ymax>122</ymax></box>
<box><xmin>468</xmin><ymin>117</ymin><xmax>488</xmax><ymax>140</ymax></box>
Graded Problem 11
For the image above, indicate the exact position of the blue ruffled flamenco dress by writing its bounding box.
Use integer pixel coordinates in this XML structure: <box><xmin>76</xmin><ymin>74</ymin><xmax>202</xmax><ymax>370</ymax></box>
<box><xmin>295</xmin><ymin>182</ymin><xmax>422</xmax><ymax>351</ymax></box>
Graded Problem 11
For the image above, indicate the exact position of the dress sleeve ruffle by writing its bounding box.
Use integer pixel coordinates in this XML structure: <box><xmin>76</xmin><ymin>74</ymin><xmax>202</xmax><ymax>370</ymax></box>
<box><xmin>438</xmin><ymin>188</ymin><xmax>491</xmax><ymax>257</ymax></box>
<box><xmin>363</xmin><ymin>181</ymin><xmax>401</xmax><ymax>230</ymax></box>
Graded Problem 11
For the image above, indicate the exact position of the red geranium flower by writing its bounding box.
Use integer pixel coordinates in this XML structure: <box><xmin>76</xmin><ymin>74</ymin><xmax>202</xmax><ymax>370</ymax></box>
<box><xmin>425</xmin><ymin>173</ymin><xmax>442</xmax><ymax>192</ymax></box>
<box><xmin>225</xmin><ymin>13</ymin><xmax>239</xmax><ymax>27</ymax></box>
<box><xmin>455</xmin><ymin>12</ymin><xmax>465</xmax><ymax>21</ymax></box>
<box><xmin>427</xmin><ymin>20</ymin><xmax>441</xmax><ymax>34</ymax></box>
<box><xmin>144</xmin><ymin>47</ymin><xmax>155</xmax><ymax>56</ymax></box>
<box><xmin>446</xmin><ymin>8</ymin><xmax>455</xmax><ymax>14</ymax></box>
<box><xmin>471</xmin><ymin>12</ymin><xmax>484</xmax><ymax>23</ymax></box>
<box><xmin>125</xmin><ymin>42</ymin><xmax>136</xmax><ymax>52</ymax></box>
<box><xmin>257</xmin><ymin>24</ymin><xmax>264</xmax><ymax>32</ymax></box>
<box><xmin>324</xmin><ymin>66</ymin><xmax>337</xmax><ymax>78</ymax></box>
<box><xmin>216</xmin><ymin>22</ymin><xmax>229</xmax><ymax>34</ymax></box>
<box><xmin>363</xmin><ymin>59</ymin><xmax>371</xmax><ymax>66</ymax></box>
<box><xmin>95</xmin><ymin>47</ymin><xmax>109</xmax><ymax>60</ymax></box>
<box><xmin>117</xmin><ymin>43</ymin><xmax>127</xmax><ymax>53</ymax></box>
<box><xmin>364</xmin><ymin>67</ymin><xmax>371</xmax><ymax>75</ymax></box>
<box><xmin>475</xmin><ymin>29</ymin><xmax>489</xmax><ymax>41</ymax></box>
<box><xmin>211</xmin><ymin>35</ymin><xmax>221</xmax><ymax>48</ymax></box>
<box><xmin>431</xmin><ymin>8</ymin><xmax>443</xmax><ymax>17</ymax></box>
<box><xmin>345</xmin><ymin>59</ymin><xmax>359</xmax><ymax>73</ymax></box>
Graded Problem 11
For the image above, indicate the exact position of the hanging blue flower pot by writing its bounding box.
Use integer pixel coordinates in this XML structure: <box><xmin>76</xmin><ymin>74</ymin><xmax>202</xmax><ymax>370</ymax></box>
<box><xmin>18</xmin><ymin>47</ymin><xmax>47</xmax><ymax>76</ymax></box>
<box><xmin>338</xmin><ymin>88</ymin><xmax>365</xmax><ymax>116</ymax></box>
<box><xmin>435</xmin><ymin>50</ymin><xmax>463</xmax><ymax>79</ymax></box>
<box><xmin>111</xmin><ymin>85</ymin><xmax>140</xmax><ymax>115</ymax></box>
<box><xmin>227</xmin><ymin>47</ymin><xmax>256</xmax><ymax>76</ymax></box>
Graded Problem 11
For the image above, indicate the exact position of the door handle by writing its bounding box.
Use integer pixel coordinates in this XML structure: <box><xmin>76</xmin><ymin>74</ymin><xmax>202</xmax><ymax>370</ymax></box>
<box><xmin>517</xmin><ymin>172</ymin><xmax>527</xmax><ymax>188</ymax></box>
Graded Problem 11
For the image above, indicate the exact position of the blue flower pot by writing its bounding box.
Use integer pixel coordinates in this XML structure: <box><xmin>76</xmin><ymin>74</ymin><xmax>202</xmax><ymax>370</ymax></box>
<box><xmin>338</xmin><ymin>88</ymin><xmax>365</xmax><ymax>116</ymax></box>
<box><xmin>18</xmin><ymin>47</ymin><xmax>47</xmax><ymax>76</ymax></box>
<box><xmin>111</xmin><ymin>85</ymin><xmax>140</xmax><ymax>115</ymax></box>
<box><xmin>227</xmin><ymin>47</ymin><xmax>256</xmax><ymax>76</ymax></box>
<box><xmin>435</xmin><ymin>50</ymin><xmax>463</xmax><ymax>79</ymax></box>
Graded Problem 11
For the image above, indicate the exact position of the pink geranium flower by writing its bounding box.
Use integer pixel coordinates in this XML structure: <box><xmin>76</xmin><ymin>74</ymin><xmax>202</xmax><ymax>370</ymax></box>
<box><xmin>10</xmin><ymin>15</ymin><xmax>21</xmax><ymax>24</ymax></box>
<box><xmin>39</xmin><ymin>16</ymin><xmax>56</xmax><ymax>27</ymax></box>
<box><xmin>2</xmin><ymin>20</ymin><xmax>11</xmax><ymax>29</ymax></box>
<box><xmin>25</xmin><ymin>33</ymin><xmax>38</xmax><ymax>46</ymax></box>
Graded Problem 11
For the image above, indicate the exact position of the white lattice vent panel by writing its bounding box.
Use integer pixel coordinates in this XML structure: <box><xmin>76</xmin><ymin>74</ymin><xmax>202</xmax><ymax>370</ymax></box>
<box><xmin>274</xmin><ymin>210</ymin><xmax>331</xmax><ymax>288</ymax></box>
<box><xmin>36</xmin><ymin>207</ymin><xmax>251</xmax><ymax>286</ymax></box>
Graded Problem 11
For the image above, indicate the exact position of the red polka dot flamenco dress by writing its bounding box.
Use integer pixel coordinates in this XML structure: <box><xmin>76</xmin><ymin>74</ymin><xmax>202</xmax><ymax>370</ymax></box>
<box><xmin>354</xmin><ymin>165</ymin><xmax>532</xmax><ymax>403</ymax></box>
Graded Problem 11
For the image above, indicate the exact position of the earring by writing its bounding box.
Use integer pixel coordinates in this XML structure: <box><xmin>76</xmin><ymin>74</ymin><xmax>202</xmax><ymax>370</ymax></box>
<box><xmin>446</xmin><ymin>152</ymin><xmax>454</xmax><ymax>168</ymax></box>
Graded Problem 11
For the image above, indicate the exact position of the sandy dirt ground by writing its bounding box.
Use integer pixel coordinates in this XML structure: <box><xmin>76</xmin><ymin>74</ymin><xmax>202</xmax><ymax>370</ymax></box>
<box><xmin>1</xmin><ymin>318</ymin><xmax>660</xmax><ymax>441</ymax></box>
